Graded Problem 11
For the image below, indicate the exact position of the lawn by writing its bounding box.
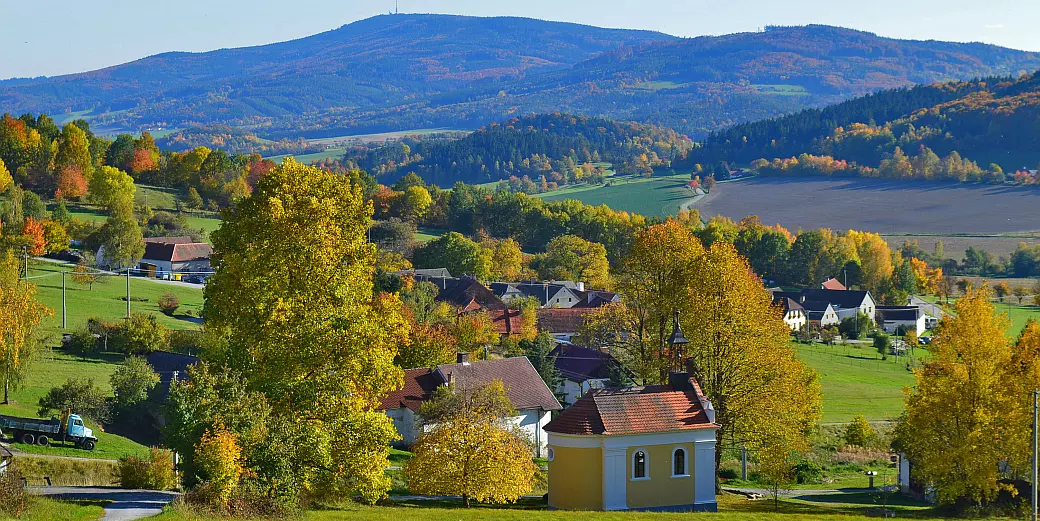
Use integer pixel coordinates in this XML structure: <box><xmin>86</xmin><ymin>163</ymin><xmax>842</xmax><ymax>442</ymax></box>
<box><xmin>753</xmin><ymin>84</ymin><xmax>811</xmax><ymax>96</ymax></box>
<box><xmin>20</xmin><ymin>497</ymin><xmax>107</xmax><ymax>521</ymax></box>
<box><xmin>153</xmin><ymin>490</ymin><xmax>954</xmax><ymax>521</ymax></box>
<box><xmin>793</xmin><ymin>343</ymin><xmax>917</xmax><ymax>423</ymax></box>
<box><xmin>0</xmin><ymin>348</ymin><xmax>150</xmax><ymax>460</ymax></box>
<box><xmin>415</xmin><ymin>227</ymin><xmax>447</xmax><ymax>243</ymax></box>
<box><xmin>27</xmin><ymin>260</ymin><xmax>205</xmax><ymax>340</ymax></box>
<box><xmin>537</xmin><ymin>173</ymin><xmax>698</xmax><ymax>218</ymax></box>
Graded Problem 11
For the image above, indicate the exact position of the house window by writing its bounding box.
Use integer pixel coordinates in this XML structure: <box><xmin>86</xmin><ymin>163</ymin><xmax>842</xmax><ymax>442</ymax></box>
<box><xmin>672</xmin><ymin>448</ymin><xmax>688</xmax><ymax>477</ymax></box>
<box><xmin>633</xmin><ymin>450</ymin><xmax>648</xmax><ymax>480</ymax></box>
<box><xmin>547</xmin><ymin>447</ymin><xmax>555</xmax><ymax>462</ymax></box>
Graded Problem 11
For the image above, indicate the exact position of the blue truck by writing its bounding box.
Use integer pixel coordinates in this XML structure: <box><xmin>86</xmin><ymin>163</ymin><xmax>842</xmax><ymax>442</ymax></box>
<box><xmin>0</xmin><ymin>410</ymin><xmax>98</xmax><ymax>451</ymax></box>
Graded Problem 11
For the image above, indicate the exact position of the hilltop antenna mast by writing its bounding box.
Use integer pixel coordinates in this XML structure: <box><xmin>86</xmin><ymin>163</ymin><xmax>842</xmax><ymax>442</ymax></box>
<box><xmin>395</xmin><ymin>0</ymin><xmax>398</xmax><ymax>14</ymax></box>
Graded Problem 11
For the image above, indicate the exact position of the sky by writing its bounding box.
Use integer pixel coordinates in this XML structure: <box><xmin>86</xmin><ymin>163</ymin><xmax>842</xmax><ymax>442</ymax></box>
<box><xmin>1</xmin><ymin>0</ymin><xmax>1037</xmax><ymax>79</ymax></box>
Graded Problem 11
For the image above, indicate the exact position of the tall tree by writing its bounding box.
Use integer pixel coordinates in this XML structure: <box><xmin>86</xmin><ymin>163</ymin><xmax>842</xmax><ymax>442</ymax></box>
<box><xmin>685</xmin><ymin>241</ymin><xmax>821</xmax><ymax>490</ymax></box>
<box><xmin>203</xmin><ymin>158</ymin><xmax>407</xmax><ymax>502</ymax></box>
<box><xmin>88</xmin><ymin>166</ymin><xmax>136</xmax><ymax>209</ymax></box>
<box><xmin>535</xmin><ymin>235</ymin><xmax>611</xmax><ymax>289</ymax></box>
<box><xmin>97</xmin><ymin>196</ymin><xmax>144</xmax><ymax>269</ymax></box>
<box><xmin>54</xmin><ymin>123</ymin><xmax>94</xmax><ymax>187</ymax></box>
<box><xmin>413</xmin><ymin>232</ymin><xmax>492</xmax><ymax>280</ymax></box>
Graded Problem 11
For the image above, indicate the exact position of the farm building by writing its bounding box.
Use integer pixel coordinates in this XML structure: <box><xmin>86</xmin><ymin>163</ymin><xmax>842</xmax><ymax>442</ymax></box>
<box><xmin>134</xmin><ymin>237</ymin><xmax>212</xmax><ymax>279</ymax></box>
<box><xmin>877</xmin><ymin>306</ymin><xmax>926</xmax><ymax>336</ymax></box>
<box><xmin>378</xmin><ymin>355</ymin><xmax>562</xmax><ymax>456</ymax></box>
<box><xmin>537</xmin><ymin>307</ymin><xmax>595</xmax><ymax>342</ymax></box>
<box><xmin>773</xmin><ymin>296</ymin><xmax>807</xmax><ymax>331</ymax></box>
<box><xmin>545</xmin><ymin>371</ymin><xmax>718</xmax><ymax>512</ymax></box>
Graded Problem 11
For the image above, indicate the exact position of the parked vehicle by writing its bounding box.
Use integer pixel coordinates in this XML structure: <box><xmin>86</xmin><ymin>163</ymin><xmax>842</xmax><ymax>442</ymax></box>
<box><xmin>0</xmin><ymin>410</ymin><xmax>98</xmax><ymax>450</ymax></box>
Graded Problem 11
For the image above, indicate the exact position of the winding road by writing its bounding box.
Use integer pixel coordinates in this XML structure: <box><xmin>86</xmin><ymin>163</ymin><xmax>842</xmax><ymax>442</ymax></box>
<box><xmin>35</xmin><ymin>486</ymin><xmax>179</xmax><ymax>521</ymax></box>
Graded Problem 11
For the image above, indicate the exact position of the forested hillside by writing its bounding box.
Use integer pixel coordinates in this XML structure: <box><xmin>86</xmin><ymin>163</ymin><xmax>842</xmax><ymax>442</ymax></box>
<box><xmin>342</xmin><ymin>114</ymin><xmax>693</xmax><ymax>187</ymax></box>
<box><xmin>685</xmin><ymin>72</ymin><xmax>1040</xmax><ymax>183</ymax></box>
<box><xmin>2</xmin><ymin>17</ymin><xmax>1038</xmax><ymax>140</ymax></box>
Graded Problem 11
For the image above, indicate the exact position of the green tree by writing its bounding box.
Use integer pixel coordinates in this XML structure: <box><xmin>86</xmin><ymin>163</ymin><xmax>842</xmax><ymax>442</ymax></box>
<box><xmin>88</xmin><ymin>166</ymin><xmax>136</xmax><ymax>209</ymax></box>
<box><xmin>489</xmin><ymin>238</ymin><xmax>524</xmax><ymax>282</ymax></box>
<box><xmin>535</xmin><ymin>235</ymin><xmax>611</xmax><ymax>289</ymax></box>
<box><xmin>842</xmin><ymin>415</ymin><xmax>877</xmax><ymax>447</ymax></box>
<box><xmin>38</xmin><ymin>378</ymin><xmax>110</xmax><ymax>424</ymax></box>
<box><xmin>51</xmin><ymin>198</ymin><xmax>72</xmax><ymax>225</ymax></box>
<box><xmin>401</xmin><ymin>185</ymin><xmax>433</xmax><ymax>223</ymax></box>
<box><xmin>413</xmin><ymin>232</ymin><xmax>492</xmax><ymax>280</ymax></box>
<box><xmin>97</xmin><ymin>196</ymin><xmax>144</xmax><ymax>269</ymax></box>
<box><xmin>21</xmin><ymin>191</ymin><xmax>46</xmax><ymax>220</ymax></box>
<box><xmin>110</xmin><ymin>356</ymin><xmax>160</xmax><ymax>409</ymax></box>
<box><xmin>519</xmin><ymin>332</ymin><xmax>561</xmax><ymax>400</ymax></box>
<box><xmin>203</xmin><ymin>158</ymin><xmax>407</xmax><ymax>502</ymax></box>
<box><xmin>184</xmin><ymin>187</ymin><xmax>204</xmax><ymax>210</ymax></box>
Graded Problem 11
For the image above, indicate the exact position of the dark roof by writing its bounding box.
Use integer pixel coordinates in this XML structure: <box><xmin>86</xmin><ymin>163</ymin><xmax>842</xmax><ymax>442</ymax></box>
<box><xmin>877</xmin><ymin>306</ymin><xmax>921</xmax><ymax>322</ymax></box>
<box><xmin>550</xmin><ymin>344</ymin><xmax>624</xmax><ymax>382</ymax></box>
<box><xmin>142</xmin><ymin>241</ymin><xmax>213</xmax><ymax>263</ymax></box>
<box><xmin>573</xmin><ymin>290</ymin><xmax>619</xmax><ymax>308</ymax></box>
<box><xmin>800</xmin><ymin>289</ymin><xmax>872</xmax><ymax>309</ymax></box>
<box><xmin>537</xmin><ymin>308</ymin><xmax>594</xmax><ymax>334</ymax></box>
<box><xmin>436</xmin><ymin>276</ymin><xmax>506</xmax><ymax>311</ymax></box>
<box><xmin>772</xmin><ymin>296</ymin><xmax>804</xmax><ymax>313</ymax></box>
<box><xmin>379</xmin><ymin>357</ymin><xmax>562</xmax><ymax>413</ymax></box>
<box><xmin>545</xmin><ymin>375</ymin><xmax>716</xmax><ymax>436</ymax></box>
<box><xmin>145</xmin><ymin>351</ymin><xmax>200</xmax><ymax>399</ymax></box>
<box><xmin>800</xmin><ymin>300</ymin><xmax>835</xmax><ymax>313</ymax></box>
<box><xmin>143</xmin><ymin>236</ymin><xmax>195</xmax><ymax>245</ymax></box>
<box><xmin>395</xmin><ymin>268</ymin><xmax>453</xmax><ymax>279</ymax></box>
<box><xmin>379</xmin><ymin>367</ymin><xmax>443</xmax><ymax>413</ymax></box>
<box><xmin>806</xmin><ymin>310</ymin><xmax>828</xmax><ymax>321</ymax></box>
<box><xmin>436</xmin><ymin>357</ymin><xmax>562</xmax><ymax>411</ymax></box>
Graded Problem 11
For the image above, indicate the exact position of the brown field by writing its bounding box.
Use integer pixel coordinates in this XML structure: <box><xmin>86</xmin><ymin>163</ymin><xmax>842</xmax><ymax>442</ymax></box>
<box><xmin>884</xmin><ymin>235</ymin><xmax>1040</xmax><ymax>260</ymax></box>
<box><xmin>695</xmin><ymin>177</ymin><xmax>1040</xmax><ymax>235</ymax></box>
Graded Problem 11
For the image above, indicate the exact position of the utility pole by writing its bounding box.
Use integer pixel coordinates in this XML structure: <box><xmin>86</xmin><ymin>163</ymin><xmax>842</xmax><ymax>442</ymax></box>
<box><xmin>61</xmin><ymin>271</ymin><xmax>66</xmax><ymax>330</ymax></box>
<box><xmin>741</xmin><ymin>445</ymin><xmax>748</xmax><ymax>481</ymax></box>
<box><xmin>126</xmin><ymin>267</ymin><xmax>131</xmax><ymax>319</ymax></box>
<box><xmin>21</xmin><ymin>246</ymin><xmax>27</xmax><ymax>284</ymax></box>
<box><xmin>1033</xmin><ymin>389</ymin><xmax>1038</xmax><ymax>521</ymax></box>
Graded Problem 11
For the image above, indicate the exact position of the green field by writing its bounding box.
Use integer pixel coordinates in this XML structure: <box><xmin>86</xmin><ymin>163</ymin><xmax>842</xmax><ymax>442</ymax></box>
<box><xmin>536</xmin><ymin>174</ymin><xmax>697</xmax><ymax>217</ymax></box>
<box><xmin>28</xmin><ymin>260</ymin><xmax>205</xmax><ymax>340</ymax></box>
<box><xmin>415</xmin><ymin>227</ymin><xmax>448</xmax><ymax>243</ymax></box>
<box><xmin>631</xmin><ymin>81</ymin><xmax>691</xmax><ymax>91</ymax></box>
<box><xmin>0</xmin><ymin>348</ymin><xmax>150</xmax><ymax>460</ymax></box>
<box><xmin>753</xmin><ymin>84</ymin><xmax>811</xmax><ymax>96</ymax></box>
<box><xmin>794</xmin><ymin>343</ymin><xmax>916</xmax><ymax>423</ymax></box>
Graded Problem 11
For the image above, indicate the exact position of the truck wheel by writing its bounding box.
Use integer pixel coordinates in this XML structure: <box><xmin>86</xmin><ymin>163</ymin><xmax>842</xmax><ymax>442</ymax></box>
<box><xmin>20</xmin><ymin>433</ymin><xmax>34</xmax><ymax>445</ymax></box>
<box><xmin>81</xmin><ymin>440</ymin><xmax>96</xmax><ymax>451</ymax></box>
<box><xmin>36</xmin><ymin>435</ymin><xmax>49</xmax><ymax>447</ymax></box>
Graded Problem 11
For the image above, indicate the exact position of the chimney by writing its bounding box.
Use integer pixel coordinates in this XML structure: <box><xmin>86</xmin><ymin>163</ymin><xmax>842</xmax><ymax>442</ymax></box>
<box><xmin>576</xmin><ymin>281</ymin><xmax>585</xmax><ymax>292</ymax></box>
<box><xmin>457</xmin><ymin>352</ymin><xmax>470</xmax><ymax>364</ymax></box>
<box><xmin>668</xmin><ymin>371</ymin><xmax>693</xmax><ymax>392</ymax></box>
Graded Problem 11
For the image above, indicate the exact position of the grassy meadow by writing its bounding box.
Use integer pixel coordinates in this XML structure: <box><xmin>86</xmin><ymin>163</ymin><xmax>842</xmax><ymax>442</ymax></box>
<box><xmin>537</xmin><ymin>173</ymin><xmax>698</xmax><ymax>217</ymax></box>
<box><xmin>793</xmin><ymin>343</ymin><xmax>917</xmax><ymax>423</ymax></box>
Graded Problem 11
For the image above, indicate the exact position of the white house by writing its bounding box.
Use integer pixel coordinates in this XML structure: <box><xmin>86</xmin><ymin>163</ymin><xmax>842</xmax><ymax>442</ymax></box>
<box><xmin>490</xmin><ymin>282</ymin><xmax>588</xmax><ymax>309</ymax></box>
<box><xmin>378</xmin><ymin>355</ymin><xmax>562</xmax><ymax>457</ymax></box>
<box><xmin>800</xmin><ymin>289</ymin><xmax>877</xmax><ymax>323</ymax></box>
<box><xmin>773</xmin><ymin>297</ymin><xmax>807</xmax><ymax>331</ymax></box>
<box><xmin>877</xmin><ymin>306</ymin><xmax>927</xmax><ymax>336</ymax></box>
<box><xmin>801</xmin><ymin>301</ymin><xmax>841</xmax><ymax>327</ymax></box>
<box><xmin>133</xmin><ymin>237</ymin><xmax>212</xmax><ymax>280</ymax></box>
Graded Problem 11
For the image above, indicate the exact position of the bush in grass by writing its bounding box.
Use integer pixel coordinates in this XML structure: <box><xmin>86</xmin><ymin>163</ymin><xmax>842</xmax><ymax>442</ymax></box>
<box><xmin>793</xmin><ymin>460</ymin><xmax>823</xmax><ymax>484</ymax></box>
<box><xmin>111</xmin><ymin>313</ymin><xmax>170</xmax><ymax>354</ymax></box>
<box><xmin>38</xmin><ymin>378</ymin><xmax>111</xmax><ymax>424</ymax></box>
<box><xmin>118</xmin><ymin>448</ymin><xmax>178</xmax><ymax>490</ymax></box>
<box><xmin>843</xmin><ymin>415</ymin><xmax>879</xmax><ymax>448</ymax></box>
<box><xmin>194</xmin><ymin>424</ymin><xmax>243</xmax><ymax>506</ymax></box>
<box><xmin>874</xmin><ymin>334</ymin><xmax>891</xmax><ymax>360</ymax></box>
<box><xmin>0</xmin><ymin>471</ymin><xmax>32</xmax><ymax>517</ymax></box>
<box><xmin>168</xmin><ymin>329</ymin><xmax>201</xmax><ymax>354</ymax></box>
<box><xmin>158</xmin><ymin>293</ymin><xmax>180</xmax><ymax>316</ymax></box>
<box><xmin>65</xmin><ymin>327</ymin><xmax>99</xmax><ymax>354</ymax></box>
<box><xmin>110</xmin><ymin>356</ymin><xmax>160</xmax><ymax>409</ymax></box>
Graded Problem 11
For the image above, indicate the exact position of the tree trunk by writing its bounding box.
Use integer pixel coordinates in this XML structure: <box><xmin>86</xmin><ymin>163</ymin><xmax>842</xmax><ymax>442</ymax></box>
<box><xmin>463</xmin><ymin>494</ymin><xmax>470</xmax><ymax>508</ymax></box>
<box><xmin>3</xmin><ymin>373</ymin><xmax>9</xmax><ymax>405</ymax></box>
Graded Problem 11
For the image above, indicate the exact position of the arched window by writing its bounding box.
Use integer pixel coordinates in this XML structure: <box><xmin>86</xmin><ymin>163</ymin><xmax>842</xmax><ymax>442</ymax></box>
<box><xmin>547</xmin><ymin>447</ymin><xmax>555</xmax><ymax>462</ymax></box>
<box><xmin>672</xmin><ymin>447</ymin><xmax>688</xmax><ymax>477</ymax></box>
<box><xmin>633</xmin><ymin>450</ymin><xmax>647</xmax><ymax>479</ymax></box>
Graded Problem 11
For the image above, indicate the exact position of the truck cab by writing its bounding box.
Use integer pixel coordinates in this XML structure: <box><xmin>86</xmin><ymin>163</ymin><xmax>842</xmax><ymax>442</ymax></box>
<box><xmin>66</xmin><ymin>414</ymin><xmax>92</xmax><ymax>439</ymax></box>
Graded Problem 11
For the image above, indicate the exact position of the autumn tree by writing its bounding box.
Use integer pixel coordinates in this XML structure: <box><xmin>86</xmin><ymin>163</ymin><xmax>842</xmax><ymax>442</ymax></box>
<box><xmin>995</xmin><ymin>280</ymin><xmax>1011</xmax><ymax>302</ymax></box>
<box><xmin>22</xmin><ymin>217</ymin><xmax>46</xmax><ymax>256</ymax></box>
<box><xmin>203</xmin><ymin>158</ymin><xmax>407</xmax><ymax>502</ymax></box>
<box><xmin>488</xmin><ymin>238</ymin><xmax>524</xmax><ymax>282</ymax></box>
<box><xmin>71</xmin><ymin>262</ymin><xmax>98</xmax><ymax>291</ymax></box>
<box><xmin>194</xmin><ymin>423</ymin><xmax>244</xmax><ymax>506</ymax></box>
<box><xmin>572</xmin><ymin>301</ymin><xmax>656</xmax><ymax>382</ymax></box>
<box><xmin>895</xmin><ymin>288</ymin><xmax>1023</xmax><ymax>505</ymax></box>
<box><xmin>413</xmin><ymin>232</ymin><xmax>492</xmax><ymax>280</ymax></box>
<box><xmin>847</xmin><ymin>230</ymin><xmax>893</xmax><ymax>294</ymax></box>
<box><xmin>534</xmin><ymin>235</ymin><xmax>611</xmax><ymax>289</ymax></box>
<box><xmin>400</xmin><ymin>185</ymin><xmax>433</xmax><ymax>223</ymax></box>
<box><xmin>96</xmin><ymin>196</ymin><xmax>144</xmax><ymax>269</ymax></box>
<box><xmin>406</xmin><ymin>380</ymin><xmax>536</xmax><ymax>507</ymax></box>
<box><xmin>88</xmin><ymin>166</ymin><xmax>136</xmax><ymax>209</ymax></box>
<box><xmin>451</xmin><ymin>311</ymin><xmax>499</xmax><ymax>358</ymax></box>
<box><xmin>55</xmin><ymin>165</ymin><xmax>87</xmax><ymax>199</ymax></box>
<box><xmin>54</xmin><ymin>123</ymin><xmax>94</xmax><ymax>187</ymax></box>
<box><xmin>0</xmin><ymin>252</ymin><xmax>52</xmax><ymax>403</ymax></box>
<box><xmin>685</xmin><ymin>241</ymin><xmax>821</xmax><ymax>489</ymax></box>
<box><xmin>1013</xmin><ymin>286</ymin><xmax>1029</xmax><ymax>305</ymax></box>
<box><xmin>0</xmin><ymin>158</ymin><xmax>11</xmax><ymax>193</ymax></box>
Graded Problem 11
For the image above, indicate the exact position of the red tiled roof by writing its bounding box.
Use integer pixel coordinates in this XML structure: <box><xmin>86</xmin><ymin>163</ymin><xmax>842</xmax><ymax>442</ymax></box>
<box><xmin>536</xmin><ymin>308</ymin><xmax>594</xmax><ymax>334</ymax></box>
<box><xmin>488</xmin><ymin>309</ymin><xmax>525</xmax><ymax>335</ymax></box>
<box><xmin>545</xmin><ymin>375</ymin><xmax>716</xmax><ymax>436</ymax></box>
<box><xmin>822</xmin><ymin>278</ymin><xmax>847</xmax><ymax>291</ymax></box>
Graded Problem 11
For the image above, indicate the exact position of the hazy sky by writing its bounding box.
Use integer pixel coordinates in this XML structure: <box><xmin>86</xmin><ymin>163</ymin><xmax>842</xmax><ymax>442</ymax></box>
<box><xmin>1</xmin><ymin>0</ymin><xmax>1036</xmax><ymax>79</ymax></box>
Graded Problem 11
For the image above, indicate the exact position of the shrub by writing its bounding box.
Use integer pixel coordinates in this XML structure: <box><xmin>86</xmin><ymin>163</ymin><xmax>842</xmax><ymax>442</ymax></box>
<box><xmin>65</xmin><ymin>327</ymin><xmax>98</xmax><ymax>354</ymax></box>
<box><xmin>168</xmin><ymin>329</ymin><xmax>201</xmax><ymax>354</ymax></box>
<box><xmin>874</xmin><ymin>334</ymin><xmax>891</xmax><ymax>360</ymax></box>
<box><xmin>110</xmin><ymin>356</ymin><xmax>160</xmax><ymax>409</ymax></box>
<box><xmin>158</xmin><ymin>293</ymin><xmax>180</xmax><ymax>316</ymax></box>
<box><xmin>793</xmin><ymin>460</ymin><xmax>823</xmax><ymax>484</ymax></box>
<box><xmin>38</xmin><ymin>378</ymin><xmax>110</xmax><ymax>424</ymax></box>
<box><xmin>112</xmin><ymin>313</ymin><xmax>170</xmax><ymax>353</ymax></box>
<box><xmin>0</xmin><ymin>471</ymin><xmax>32</xmax><ymax>517</ymax></box>
<box><xmin>119</xmin><ymin>448</ymin><xmax>178</xmax><ymax>490</ymax></box>
<box><xmin>718</xmin><ymin>468</ymin><xmax>739</xmax><ymax>480</ymax></box>
<box><xmin>194</xmin><ymin>424</ymin><xmax>243</xmax><ymax>506</ymax></box>
<box><xmin>843</xmin><ymin>414</ymin><xmax>879</xmax><ymax>447</ymax></box>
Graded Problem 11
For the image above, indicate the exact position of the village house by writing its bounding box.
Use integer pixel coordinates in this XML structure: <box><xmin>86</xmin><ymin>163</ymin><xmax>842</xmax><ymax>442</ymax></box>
<box><xmin>821</xmin><ymin>277</ymin><xmax>847</xmax><ymax>291</ymax></box>
<box><xmin>799</xmin><ymin>288</ymin><xmax>876</xmax><ymax>322</ymax></box>
<box><xmin>536</xmin><ymin>307</ymin><xmax>595</xmax><ymax>342</ymax></box>
<box><xmin>549</xmin><ymin>343</ymin><xmax>631</xmax><ymax>406</ymax></box>
<box><xmin>378</xmin><ymin>355</ymin><xmax>562</xmax><ymax>456</ymax></box>
<box><xmin>801</xmin><ymin>300</ymin><xmax>841</xmax><ymax>328</ymax></box>
<box><xmin>490</xmin><ymin>281</ymin><xmax>587</xmax><ymax>308</ymax></box>
<box><xmin>544</xmin><ymin>371</ymin><xmax>718</xmax><ymax>512</ymax></box>
<box><xmin>876</xmin><ymin>306</ymin><xmax>927</xmax><ymax>336</ymax></box>
<box><xmin>133</xmin><ymin>237</ymin><xmax>212</xmax><ymax>280</ymax></box>
<box><xmin>436</xmin><ymin>275</ymin><xmax>507</xmax><ymax>313</ymax></box>
<box><xmin>773</xmin><ymin>296</ymin><xmax>807</xmax><ymax>331</ymax></box>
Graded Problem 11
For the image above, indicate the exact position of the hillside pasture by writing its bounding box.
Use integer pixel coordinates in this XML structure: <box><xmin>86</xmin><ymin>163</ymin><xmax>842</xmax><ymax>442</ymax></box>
<box><xmin>883</xmin><ymin>234</ymin><xmax>1039</xmax><ymax>260</ymax></box>
<box><xmin>537</xmin><ymin>173</ymin><xmax>697</xmax><ymax>217</ymax></box>
<box><xmin>695</xmin><ymin>178</ymin><xmax>1040</xmax><ymax>234</ymax></box>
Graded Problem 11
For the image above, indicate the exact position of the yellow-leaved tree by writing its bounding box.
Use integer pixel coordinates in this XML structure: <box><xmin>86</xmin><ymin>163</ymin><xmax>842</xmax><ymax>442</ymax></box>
<box><xmin>0</xmin><ymin>251</ymin><xmax>52</xmax><ymax>403</ymax></box>
<box><xmin>895</xmin><ymin>288</ymin><xmax>1026</xmax><ymax>505</ymax></box>
<box><xmin>194</xmin><ymin>423</ymin><xmax>243</xmax><ymax>506</ymax></box>
<box><xmin>405</xmin><ymin>380</ymin><xmax>536</xmax><ymax>507</ymax></box>
<box><xmin>685</xmin><ymin>241</ymin><xmax>821</xmax><ymax>490</ymax></box>
<box><xmin>203</xmin><ymin>158</ymin><xmax>408</xmax><ymax>502</ymax></box>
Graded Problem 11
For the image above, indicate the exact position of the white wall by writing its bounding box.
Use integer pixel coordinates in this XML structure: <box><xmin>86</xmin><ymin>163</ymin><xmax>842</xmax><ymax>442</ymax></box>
<box><xmin>385</xmin><ymin>408</ymin><xmax>417</xmax><ymax>446</ymax></box>
<box><xmin>558</xmin><ymin>378</ymin><xmax>608</xmax><ymax>408</ymax></box>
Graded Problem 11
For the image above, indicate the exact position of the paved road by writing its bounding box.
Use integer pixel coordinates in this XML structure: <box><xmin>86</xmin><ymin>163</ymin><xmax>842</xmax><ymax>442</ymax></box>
<box><xmin>725</xmin><ymin>486</ymin><xmax>895</xmax><ymax>498</ymax></box>
<box><xmin>36</xmin><ymin>486</ymin><xmax>180</xmax><ymax>521</ymax></box>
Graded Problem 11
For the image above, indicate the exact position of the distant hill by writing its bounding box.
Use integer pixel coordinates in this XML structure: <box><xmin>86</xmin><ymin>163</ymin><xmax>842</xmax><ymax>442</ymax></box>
<box><xmin>344</xmin><ymin>113</ymin><xmax>693</xmax><ymax>187</ymax></box>
<box><xmin>2</xmin><ymin>17</ymin><xmax>1039</xmax><ymax>139</ymax></box>
<box><xmin>684</xmin><ymin>72</ymin><xmax>1040</xmax><ymax>181</ymax></box>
